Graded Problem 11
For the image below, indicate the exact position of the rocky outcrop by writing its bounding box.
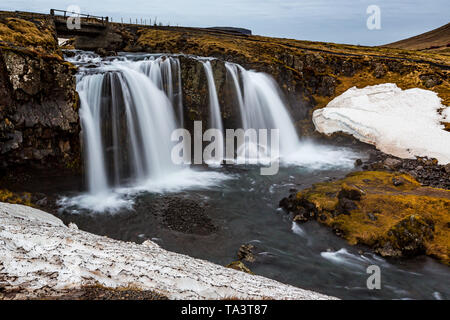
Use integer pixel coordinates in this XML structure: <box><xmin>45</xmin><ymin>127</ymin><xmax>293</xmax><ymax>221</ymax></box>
<box><xmin>0</xmin><ymin>202</ymin><xmax>335</xmax><ymax>300</ymax></box>
<box><xmin>0</xmin><ymin>13</ymin><xmax>80</xmax><ymax>172</ymax></box>
<box><xmin>279</xmin><ymin>171</ymin><xmax>450</xmax><ymax>265</ymax></box>
<box><xmin>178</xmin><ymin>56</ymin><xmax>242</xmax><ymax>132</ymax></box>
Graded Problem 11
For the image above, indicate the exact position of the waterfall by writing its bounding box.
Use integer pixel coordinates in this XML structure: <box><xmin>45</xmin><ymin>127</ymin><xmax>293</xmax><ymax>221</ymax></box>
<box><xmin>225</xmin><ymin>62</ymin><xmax>300</xmax><ymax>157</ymax></box>
<box><xmin>137</xmin><ymin>56</ymin><xmax>184</xmax><ymax>127</ymax></box>
<box><xmin>175</xmin><ymin>58</ymin><xmax>184</xmax><ymax>128</ymax></box>
<box><xmin>202</xmin><ymin>61</ymin><xmax>225</xmax><ymax>163</ymax></box>
<box><xmin>77</xmin><ymin>59</ymin><xmax>180</xmax><ymax>194</ymax></box>
<box><xmin>77</xmin><ymin>74</ymin><xmax>109</xmax><ymax>194</ymax></box>
<box><xmin>62</xmin><ymin>51</ymin><xmax>358</xmax><ymax>212</ymax></box>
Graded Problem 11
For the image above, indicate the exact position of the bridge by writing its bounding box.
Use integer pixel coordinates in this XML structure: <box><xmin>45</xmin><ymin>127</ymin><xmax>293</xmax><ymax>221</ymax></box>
<box><xmin>50</xmin><ymin>9</ymin><xmax>109</xmax><ymax>37</ymax></box>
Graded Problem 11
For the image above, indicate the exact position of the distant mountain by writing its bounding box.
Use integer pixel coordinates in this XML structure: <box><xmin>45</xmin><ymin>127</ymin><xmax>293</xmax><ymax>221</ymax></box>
<box><xmin>207</xmin><ymin>27</ymin><xmax>252</xmax><ymax>35</ymax></box>
<box><xmin>384</xmin><ymin>23</ymin><xmax>450</xmax><ymax>53</ymax></box>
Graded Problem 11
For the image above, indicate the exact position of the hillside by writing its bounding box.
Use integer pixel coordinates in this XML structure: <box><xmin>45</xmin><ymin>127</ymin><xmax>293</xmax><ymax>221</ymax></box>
<box><xmin>385</xmin><ymin>23</ymin><xmax>450</xmax><ymax>54</ymax></box>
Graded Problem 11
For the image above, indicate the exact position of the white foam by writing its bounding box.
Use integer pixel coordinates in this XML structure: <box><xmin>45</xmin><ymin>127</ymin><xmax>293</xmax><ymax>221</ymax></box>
<box><xmin>283</xmin><ymin>141</ymin><xmax>360</xmax><ymax>169</ymax></box>
<box><xmin>291</xmin><ymin>222</ymin><xmax>307</xmax><ymax>237</ymax></box>
<box><xmin>57</xmin><ymin>192</ymin><xmax>134</xmax><ymax>213</ymax></box>
<box><xmin>122</xmin><ymin>168</ymin><xmax>233</xmax><ymax>194</ymax></box>
<box><xmin>320</xmin><ymin>248</ymin><xmax>367</xmax><ymax>270</ymax></box>
<box><xmin>58</xmin><ymin>168</ymin><xmax>233</xmax><ymax>213</ymax></box>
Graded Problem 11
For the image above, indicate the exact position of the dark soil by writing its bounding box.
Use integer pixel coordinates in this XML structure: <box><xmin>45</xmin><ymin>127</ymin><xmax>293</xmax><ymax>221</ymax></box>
<box><xmin>1</xmin><ymin>285</ymin><xmax>168</xmax><ymax>300</ymax></box>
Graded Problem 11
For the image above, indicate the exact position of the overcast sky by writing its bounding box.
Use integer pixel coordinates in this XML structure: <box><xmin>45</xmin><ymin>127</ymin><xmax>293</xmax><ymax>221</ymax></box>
<box><xmin>4</xmin><ymin>0</ymin><xmax>449</xmax><ymax>45</ymax></box>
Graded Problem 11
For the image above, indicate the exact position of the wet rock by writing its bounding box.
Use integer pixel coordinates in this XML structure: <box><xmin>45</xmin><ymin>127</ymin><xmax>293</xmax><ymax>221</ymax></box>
<box><xmin>293</xmin><ymin>213</ymin><xmax>309</xmax><ymax>223</ymax></box>
<box><xmin>380</xmin><ymin>215</ymin><xmax>434</xmax><ymax>257</ymax></box>
<box><xmin>94</xmin><ymin>47</ymin><xmax>107</xmax><ymax>56</ymax></box>
<box><xmin>363</xmin><ymin>154</ymin><xmax>449</xmax><ymax>190</ymax></box>
<box><xmin>237</xmin><ymin>244</ymin><xmax>256</xmax><ymax>263</ymax></box>
<box><xmin>338</xmin><ymin>183</ymin><xmax>364</xmax><ymax>201</ymax></box>
<box><xmin>368</xmin><ymin>161</ymin><xmax>385</xmax><ymax>170</ymax></box>
<box><xmin>226</xmin><ymin>261</ymin><xmax>254</xmax><ymax>274</ymax></box>
<box><xmin>354</xmin><ymin>158</ymin><xmax>363</xmax><ymax>167</ymax></box>
<box><xmin>392</xmin><ymin>177</ymin><xmax>405</xmax><ymax>186</ymax></box>
<box><xmin>279</xmin><ymin>197</ymin><xmax>295</xmax><ymax>212</ymax></box>
<box><xmin>375</xmin><ymin>242</ymin><xmax>402</xmax><ymax>257</ymax></box>
<box><xmin>36</xmin><ymin>197</ymin><xmax>48</xmax><ymax>207</ymax></box>
<box><xmin>444</xmin><ymin>164</ymin><xmax>450</xmax><ymax>174</ymax></box>
<box><xmin>384</xmin><ymin>158</ymin><xmax>402</xmax><ymax>170</ymax></box>
<box><xmin>337</xmin><ymin>197</ymin><xmax>357</xmax><ymax>215</ymax></box>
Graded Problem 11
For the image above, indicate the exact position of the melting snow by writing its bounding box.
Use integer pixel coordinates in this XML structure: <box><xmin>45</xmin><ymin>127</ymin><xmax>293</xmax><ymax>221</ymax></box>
<box><xmin>0</xmin><ymin>202</ymin><xmax>334</xmax><ymax>300</ymax></box>
<box><xmin>313</xmin><ymin>83</ymin><xmax>450</xmax><ymax>164</ymax></box>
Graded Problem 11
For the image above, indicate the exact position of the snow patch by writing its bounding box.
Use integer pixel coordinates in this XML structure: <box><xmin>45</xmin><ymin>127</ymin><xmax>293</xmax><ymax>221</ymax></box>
<box><xmin>0</xmin><ymin>202</ymin><xmax>334</xmax><ymax>300</ymax></box>
<box><xmin>313</xmin><ymin>83</ymin><xmax>450</xmax><ymax>164</ymax></box>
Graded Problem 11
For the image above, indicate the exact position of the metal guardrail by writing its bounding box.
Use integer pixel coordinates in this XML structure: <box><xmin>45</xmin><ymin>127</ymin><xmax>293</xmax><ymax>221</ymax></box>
<box><xmin>50</xmin><ymin>9</ymin><xmax>109</xmax><ymax>23</ymax></box>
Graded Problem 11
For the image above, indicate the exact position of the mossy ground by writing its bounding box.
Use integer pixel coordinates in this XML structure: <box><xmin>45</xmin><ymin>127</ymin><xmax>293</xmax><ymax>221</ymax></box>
<box><xmin>0</xmin><ymin>16</ymin><xmax>58</xmax><ymax>55</ymax></box>
<box><xmin>295</xmin><ymin>171</ymin><xmax>450</xmax><ymax>265</ymax></box>
<box><xmin>135</xmin><ymin>27</ymin><xmax>449</xmax><ymax>65</ymax></box>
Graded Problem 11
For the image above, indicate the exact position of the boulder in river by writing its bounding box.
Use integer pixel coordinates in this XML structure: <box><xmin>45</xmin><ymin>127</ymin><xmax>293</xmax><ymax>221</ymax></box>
<box><xmin>279</xmin><ymin>170</ymin><xmax>450</xmax><ymax>265</ymax></box>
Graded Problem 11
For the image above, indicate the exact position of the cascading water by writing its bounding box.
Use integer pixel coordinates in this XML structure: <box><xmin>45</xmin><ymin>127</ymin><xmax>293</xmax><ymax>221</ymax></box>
<box><xmin>60</xmin><ymin>52</ymin><xmax>234</xmax><ymax>212</ymax></box>
<box><xmin>76</xmin><ymin>60</ymin><xmax>180</xmax><ymax>195</ymax></box>
<box><xmin>225</xmin><ymin>61</ymin><xmax>358</xmax><ymax>167</ymax></box>
<box><xmin>77</xmin><ymin>74</ymin><xmax>109</xmax><ymax>194</ymax></box>
<box><xmin>60</xmin><ymin>51</ymin><xmax>357</xmax><ymax>212</ymax></box>
<box><xmin>202</xmin><ymin>61</ymin><xmax>225</xmax><ymax>163</ymax></box>
<box><xmin>225</xmin><ymin>62</ymin><xmax>300</xmax><ymax>160</ymax></box>
<box><xmin>136</xmin><ymin>56</ymin><xmax>184</xmax><ymax>127</ymax></box>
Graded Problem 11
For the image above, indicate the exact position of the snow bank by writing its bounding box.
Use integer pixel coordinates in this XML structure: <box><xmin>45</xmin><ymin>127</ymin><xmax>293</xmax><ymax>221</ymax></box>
<box><xmin>313</xmin><ymin>83</ymin><xmax>450</xmax><ymax>164</ymax></box>
<box><xmin>0</xmin><ymin>202</ymin><xmax>334</xmax><ymax>300</ymax></box>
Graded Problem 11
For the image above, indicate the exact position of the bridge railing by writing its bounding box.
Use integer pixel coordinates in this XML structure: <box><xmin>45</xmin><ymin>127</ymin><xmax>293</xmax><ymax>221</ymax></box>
<box><xmin>50</xmin><ymin>9</ymin><xmax>109</xmax><ymax>24</ymax></box>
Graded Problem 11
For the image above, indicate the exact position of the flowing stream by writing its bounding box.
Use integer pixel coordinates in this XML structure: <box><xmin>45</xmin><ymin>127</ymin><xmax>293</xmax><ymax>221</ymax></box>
<box><xmin>55</xmin><ymin>51</ymin><xmax>450</xmax><ymax>300</ymax></box>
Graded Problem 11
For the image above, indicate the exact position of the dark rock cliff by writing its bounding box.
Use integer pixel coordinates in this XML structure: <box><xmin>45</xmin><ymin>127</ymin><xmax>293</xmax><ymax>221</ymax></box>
<box><xmin>0</xmin><ymin>13</ymin><xmax>81</xmax><ymax>174</ymax></box>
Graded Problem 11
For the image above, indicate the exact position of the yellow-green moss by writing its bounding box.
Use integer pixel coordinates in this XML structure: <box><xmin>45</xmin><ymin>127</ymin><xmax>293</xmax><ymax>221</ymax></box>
<box><xmin>295</xmin><ymin>171</ymin><xmax>450</xmax><ymax>265</ymax></box>
<box><xmin>0</xmin><ymin>17</ymin><xmax>57</xmax><ymax>53</ymax></box>
<box><xmin>0</xmin><ymin>188</ymin><xmax>33</xmax><ymax>206</ymax></box>
<box><xmin>226</xmin><ymin>261</ymin><xmax>254</xmax><ymax>274</ymax></box>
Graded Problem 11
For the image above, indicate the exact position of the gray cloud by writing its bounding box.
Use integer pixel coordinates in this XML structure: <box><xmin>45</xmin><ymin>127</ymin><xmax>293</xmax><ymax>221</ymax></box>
<box><xmin>4</xmin><ymin>0</ymin><xmax>449</xmax><ymax>45</ymax></box>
